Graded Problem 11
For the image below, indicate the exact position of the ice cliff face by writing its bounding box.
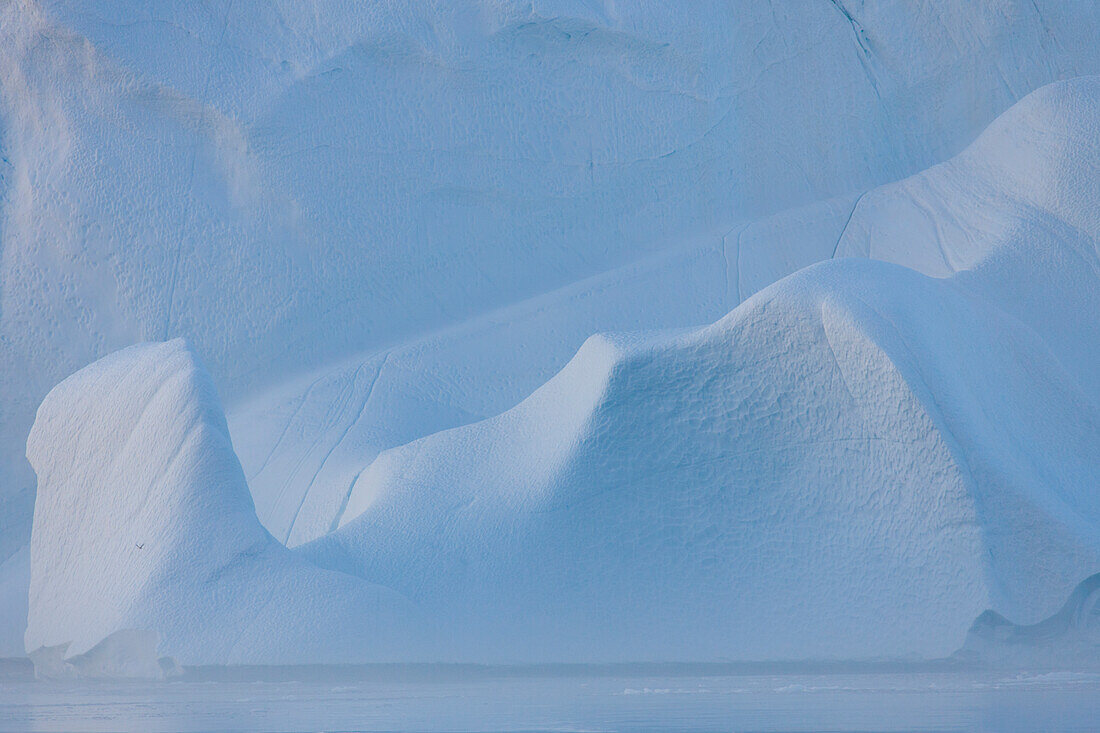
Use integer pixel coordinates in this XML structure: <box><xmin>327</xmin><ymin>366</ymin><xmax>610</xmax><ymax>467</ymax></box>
<box><xmin>3</xmin><ymin>1</ymin><xmax>1100</xmax><ymax>541</ymax></box>
<box><xmin>20</xmin><ymin>79</ymin><xmax>1100</xmax><ymax>669</ymax></box>
<box><xmin>4</xmin><ymin>0</ymin><xmax>1100</xmax><ymax>662</ymax></box>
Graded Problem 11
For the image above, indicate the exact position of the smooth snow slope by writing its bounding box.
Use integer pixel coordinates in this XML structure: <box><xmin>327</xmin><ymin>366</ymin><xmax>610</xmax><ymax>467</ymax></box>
<box><xmin>25</xmin><ymin>340</ymin><xmax>422</xmax><ymax>669</ymax></box>
<box><xmin>229</xmin><ymin>239</ymin><xmax>731</xmax><ymax>546</ymax></box>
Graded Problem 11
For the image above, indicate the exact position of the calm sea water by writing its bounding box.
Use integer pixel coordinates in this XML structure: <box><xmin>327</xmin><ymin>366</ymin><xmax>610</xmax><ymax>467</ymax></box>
<box><xmin>2</xmin><ymin>663</ymin><xmax>1099</xmax><ymax>732</ymax></box>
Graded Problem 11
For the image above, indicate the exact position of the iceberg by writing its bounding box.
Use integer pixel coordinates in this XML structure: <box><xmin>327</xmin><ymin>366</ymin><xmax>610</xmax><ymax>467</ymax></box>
<box><xmin>7</xmin><ymin>7</ymin><xmax>1100</xmax><ymax>651</ymax></box>
<box><xmin>22</xmin><ymin>79</ymin><xmax>1100</xmax><ymax>669</ymax></box>
<box><xmin>25</xmin><ymin>340</ymin><xmax>422</xmax><ymax>672</ymax></box>
<box><xmin>960</xmin><ymin>573</ymin><xmax>1100</xmax><ymax>668</ymax></box>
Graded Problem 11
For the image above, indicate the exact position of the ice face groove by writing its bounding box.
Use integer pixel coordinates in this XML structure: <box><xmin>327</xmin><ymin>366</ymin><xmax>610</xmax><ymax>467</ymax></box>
<box><xmin>831</xmin><ymin>190</ymin><xmax>866</xmax><ymax>259</ymax></box>
<box><xmin>273</xmin><ymin>363</ymin><xmax>366</xmax><ymax>544</ymax></box>
<box><xmin>287</xmin><ymin>353</ymin><xmax>390</xmax><ymax>544</ymax></box>
<box><xmin>160</xmin><ymin>0</ymin><xmax>237</xmax><ymax>341</ymax></box>
<box><xmin>329</xmin><ymin>468</ymin><xmax>365</xmax><ymax>536</ymax></box>
<box><xmin>825</xmin><ymin>0</ymin><xmax>883</xmax><ymax>103</ymax></box>
<box><xmin>246</xmin><ymin>371</ymin><xmax>328</xmax><ymax>483</ymax></box>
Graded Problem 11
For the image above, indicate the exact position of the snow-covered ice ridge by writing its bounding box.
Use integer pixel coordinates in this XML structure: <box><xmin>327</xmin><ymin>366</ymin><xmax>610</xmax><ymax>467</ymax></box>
<box><xmin>25</xmin><ymin>340</ymin><xmax>425</xmax><ymax>674</ymax></box>
<box><xmin>21</xmin><ymin>76</ymin><xmax>1100</xmax><ymax>671</ymax></box>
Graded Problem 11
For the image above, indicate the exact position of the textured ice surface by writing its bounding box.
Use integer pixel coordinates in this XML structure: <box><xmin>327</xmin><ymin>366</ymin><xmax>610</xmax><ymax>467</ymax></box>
<box><xmin>25</xmin><ymin>340</ymin><xmax>422</xmax><ymax>669</ymax></box>
<box><xmin>6</xmin><ymin>0</ymin><xmax>1100</xmax><ymax>662</ymax></box>
<box><xmin>306</xmin><ymin>262</ymin><xmax>1099</xmax><ymax>660</ymax></box>
<box><xmin>22</xmin><ymin>80</ymin><xmax>1100</xmax><ymax>669</ymax></box>
<box><xmin>300</xmin><ymin>79</ymin><xmax>1100</xmax><ymax>661</ymax></box>
<box><xmin>6</xmin><ymin>5</ymin><xmax>1100</xmax><ymax>642</ymax></box>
